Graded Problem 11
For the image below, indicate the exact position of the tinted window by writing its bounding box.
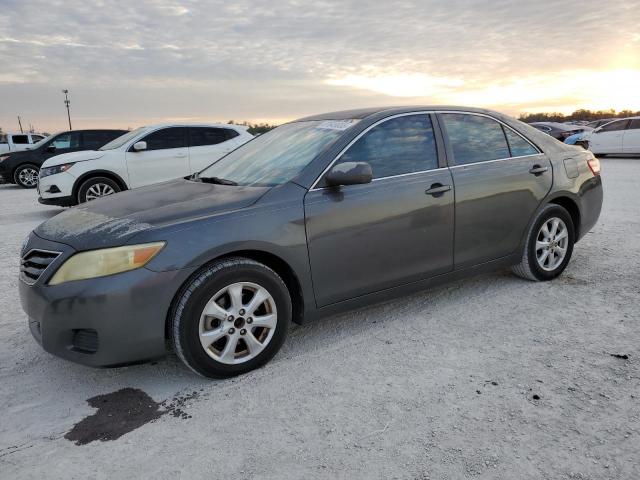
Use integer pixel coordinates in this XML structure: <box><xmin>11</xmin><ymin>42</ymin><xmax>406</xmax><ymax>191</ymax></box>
<box><xmin>442</xmin><ymin>114</ymin><xmax>510</xmax><ymax>165</ymax></box>
<box><xmin>504</xmin><ymin>128</ymin><xmax>539</xmax><ymax>157</ymax></box>
<box><xmin>82</xmin><ymin>131</ymin><xmax>111</xmax><ymax>150</ymax></box>
<box><xmin>31</xmin><ymin>135</ymin><xmax>45</xmax><ymax>142</ymax></box>
<box><xmin>139</xmin><ymin>127</ymin><xmax>187</xmax><ymax>151</ymax></box>
<box><xmin>600</xmin><ymin>120</ymin><xmax>628</xmax><ymax>132</ymax></box>
<box><xmin>189</xmin><ymin>127</ymin><xmax>230</xmax><ymax>147</ymax></box>
<box><xmin>336</xmin><ymin>115</ymin><xmax>438</xmax><ymax>179</ymax></box>
<box><xmin>52</xmin><ymin>132</ymin><xmax>81</xmax><ymax>149</ymax></box>
<box><xmin>13</xmin><ymin>135</ymin><xmax>29</xmax><ymax>144</ymax></box>
<box><xmin>628</xmin><ymin>119</ymin><xmax>640</xmax><ymax>130</ymax></box>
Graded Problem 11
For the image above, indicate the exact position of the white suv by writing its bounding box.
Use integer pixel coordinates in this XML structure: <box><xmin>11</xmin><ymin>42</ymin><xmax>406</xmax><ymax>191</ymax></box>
<box><xmin>37</xmin><ymin>123</ymin><xmax>253</xmax><ymax>206</ymax></box>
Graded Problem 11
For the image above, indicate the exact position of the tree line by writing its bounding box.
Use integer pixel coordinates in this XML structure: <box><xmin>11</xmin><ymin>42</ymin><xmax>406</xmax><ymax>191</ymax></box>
<box><xmin>518</xmin><ymin>109</ymin><xmax>640</xmax><ymax>123</ymax></box>
<box><xmin>227</xmin><ymin>120</ymin><xmax>277</xmax><ymax>135</ymax></box>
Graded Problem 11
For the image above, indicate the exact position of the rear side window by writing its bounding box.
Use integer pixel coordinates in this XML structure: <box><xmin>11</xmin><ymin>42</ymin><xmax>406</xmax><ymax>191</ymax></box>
<box><xmin>52</xmin><ymin>132</ymin><xmax>82</xmax><ymax>149</ymax></box>
<box><xmin>82</xmin><ymin>131</ymin><xmax>110</xmax><ymax>150</ymax></box>
<box><xmin>600</xmin><ymin>120</ymin><xmax>628</xmax><ymax>132</ymax></box>
<box><xmin>441</xmin><ymin>114</ymin><xmax>510</xmax><ymax>165</ymax></box>
<box><xmin>12</xmin><ymin>135</ymin><xmax>29</xmax><ymax>144</ymax></box>
<box><xmin>139</xmin><ymin>127</ymin><xmax>187</xmax><ymax>151</ymax></box>
<box><xmin>503</xmin><ymin>128</ymin><xmax>539</xmax><ymax>157</ymax></box>
<box><xmin>189</xmin><ymin>127</ymin><xmax>231</xmax><ymax>147</ymax></box>
<box><xmin>336</xmin><ymin>114</ymin><xmax>438</xmax><ymax>179</ymax></box>
<box><xmin>628</xmin><ymin>119</ymin><xmax>640</xmax><ymax>130</ymax></box>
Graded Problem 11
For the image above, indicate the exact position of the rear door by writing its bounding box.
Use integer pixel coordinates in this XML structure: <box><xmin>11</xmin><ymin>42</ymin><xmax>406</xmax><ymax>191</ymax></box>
<box><xmin>622</xmin><ymin>119</ymin><xmax>640</xmax><ymax>154</ymax></box>
<box><xmin>125</xmin><ymin>127</ymin><xmax>189</xmax><ymax>188</ymax></box>
<box><xmin>590</xmin><ymin>120</ymin><xmax>629</xmax><ymax>154</ymax></box>
<box><xmin>188</xmin><ymin>127</ymin><xmax>238</xmax><ymax>172</ymax></box>
<box><xmin>438</xmin><ymin>112</ymin><xmax>552</xmax><ymax>268</ymax></box>
<box><xmin>304</xmin><ymin>113</ymin><xmax>454</xmax><ymax>307</ymax></box>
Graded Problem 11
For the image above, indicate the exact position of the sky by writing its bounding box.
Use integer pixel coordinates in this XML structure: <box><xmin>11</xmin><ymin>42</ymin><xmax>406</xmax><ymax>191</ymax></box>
<box><xmin>1</xmin><ymin>0</ymin><xmax>639</xmax><ymax>133</ymax></box>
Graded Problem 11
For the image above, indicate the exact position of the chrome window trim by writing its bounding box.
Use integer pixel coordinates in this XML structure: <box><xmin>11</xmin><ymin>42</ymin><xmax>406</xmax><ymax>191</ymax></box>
<box><xmin>309</xmin><ymin>111</ymin><xmax>439</xmax><ymax>191</ymax></box>
<box><xmin>448</xmin><ymin>152</ymin><xmax>544</xmax><ymax>169</ymax></box>
<box><xmin>19</xmin><ymin>248</ymin><xmax>62</xmax><ymax>286</ymax></box>
<box><xmin>435</xmin><ymin>110</ymin><xmax>542</xmax><ymax>159</ymax></box>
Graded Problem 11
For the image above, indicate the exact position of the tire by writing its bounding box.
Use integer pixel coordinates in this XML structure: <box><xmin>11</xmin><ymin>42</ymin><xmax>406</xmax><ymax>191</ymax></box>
<box><xmin>170</xmin><ymin>257</ymin><xmax>292</xmax><ymax>378</ymax></box>
<box><xmin>13</xmin><ymin>164</ymin><xmax>39</xmax><ymax>189</ymax></box>
<box><xmin>512</xmin><ymin>204</ymin><xmax>575</xmax><ymax>281</ymax></box>
<box><xmin>77</xmin><ymin>176</ymin><xmax>121</xmax><ymax>203</ymax></box>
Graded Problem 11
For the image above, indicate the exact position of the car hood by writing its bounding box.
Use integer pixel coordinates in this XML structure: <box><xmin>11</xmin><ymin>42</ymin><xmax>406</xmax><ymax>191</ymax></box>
<box><xmin>42</xmin><ymin>150</ymin><xmax>106</xmax><ymax>167</ymax></box>
<box><xmin>35</xmin><ymin>179</ymin><xmax>270</xmax><ymax>250</ymax></box>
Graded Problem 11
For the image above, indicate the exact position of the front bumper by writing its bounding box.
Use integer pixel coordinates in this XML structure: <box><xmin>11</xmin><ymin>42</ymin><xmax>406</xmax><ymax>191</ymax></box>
<box><xmin>38</xmin><ymin>194</ymin><xmax>75</xmax><ymax>207</ymax></box>
<box><xmin>19</xmin><ymin>233</ymin><xmax>197</xmax><ymax>367</ymax></box>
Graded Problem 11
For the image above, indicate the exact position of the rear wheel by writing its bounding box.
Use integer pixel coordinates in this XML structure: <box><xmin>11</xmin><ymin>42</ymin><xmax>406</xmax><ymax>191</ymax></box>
<box><xmin>13</xmin><ymin>164</ymin><xmax>39</xmax><ymax>188</ymax></box>
<box><xmin>77</xmin><ymin>176</ymin><xmax>121</xmax><ymax>203</ymax></box>
<box><xmin>170</xmin><ymin>257</ymin><xmax>291</xmax><ymax>378</ymax></box>
<box><xmin>512</xmin><ymin>204</ymin><xmax>575</xmax><ymax>281</ymax></box>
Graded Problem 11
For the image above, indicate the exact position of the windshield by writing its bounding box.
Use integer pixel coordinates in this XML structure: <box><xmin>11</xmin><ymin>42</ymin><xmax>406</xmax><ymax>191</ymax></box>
<box><xmin>99</xmin><ymin>127</ymin><xmax>147</xmax><ymax>150</ymax></box>
<box><xmin>199</xmin><ymin>120</ymin><xmax>356</xmax><ymax>186</ymax></box>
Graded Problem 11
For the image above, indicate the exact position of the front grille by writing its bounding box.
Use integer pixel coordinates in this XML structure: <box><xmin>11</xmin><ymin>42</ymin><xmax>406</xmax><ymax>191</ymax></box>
<box><xmin>20</xmin><ymin>249</ymin><xmax>61</xmax><ymax>284</ymax></box>
<box><xmin>71</xmin><ymin>329</ymin><xmax>99</xmax><ymax>354</ymax></box>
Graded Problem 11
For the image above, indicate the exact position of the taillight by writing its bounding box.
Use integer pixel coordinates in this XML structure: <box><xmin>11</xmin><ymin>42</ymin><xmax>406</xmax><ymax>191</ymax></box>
<box><xmin>587</xmin><ymin>157</ymin><xmax>601</xmax><ymax>176</ymax></box>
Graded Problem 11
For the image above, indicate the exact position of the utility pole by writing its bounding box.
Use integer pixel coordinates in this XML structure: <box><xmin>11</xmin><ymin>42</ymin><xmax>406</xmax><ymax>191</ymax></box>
<box><xmin>62</xmin><ymin>89</ymin><xmax>72</xmax><ymax>130</ymax></box>
<box><xmin>17</xmin><ymin>115</ymin><xmax>24</xmax><ymax>133</ymax></box>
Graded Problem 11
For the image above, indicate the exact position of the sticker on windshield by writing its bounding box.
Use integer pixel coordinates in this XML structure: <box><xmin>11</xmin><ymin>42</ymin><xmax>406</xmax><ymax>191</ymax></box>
<box><xmin>316</xmin><ymin>120</ymin><xmax>358</xmax><ymax>131</ymax></box>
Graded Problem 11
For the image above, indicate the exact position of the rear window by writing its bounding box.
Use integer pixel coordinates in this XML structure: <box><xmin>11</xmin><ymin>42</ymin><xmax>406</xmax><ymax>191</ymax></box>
<box><xmin>503</xmin><ymin>128</ymin><xmax>539</xmax><ymax>157</ymax></box>
<box><xmin>189</xmin><ymin>127</ymin><xmax>231</xmax><ymax>147</ymax></box>
<box><xmin>12</xmin><ymin>135</ymin><xmax>29</xmax><ymax>144</ymax></box>
<box><xmin>628</xmin><ymin>119</ymin><xmax>640</xmax><ymax>130</ymax></box>
<box><xmin>441</xmin><ymin>113</ymin><xmax>510</xmax><ymax>165</ymax></box>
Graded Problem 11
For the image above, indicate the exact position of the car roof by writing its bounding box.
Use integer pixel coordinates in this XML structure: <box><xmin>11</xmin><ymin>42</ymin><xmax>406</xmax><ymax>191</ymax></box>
<box><xmin>293</xmin><ymin>105</ymin><xmax>508</xmax><ymax>122</ymax></box>
<box><xmin>140</xmin><ymin>122</ymin><xmax>249</xmax><ymax>130</ymax></box>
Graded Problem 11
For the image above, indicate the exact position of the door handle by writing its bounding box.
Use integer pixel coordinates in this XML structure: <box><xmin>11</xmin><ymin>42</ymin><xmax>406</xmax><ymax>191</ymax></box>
<box><xmin>175</xmin><ymin>153</ymin><xmax>187</xmax><ymax>158</ymax></box>
<box><xmin>425</xmin><ymin>183</ymin><xmax>452</xmax><ymax>197</ymax></box>
<box><xmin>529</xmin><ymin>165</ymin><xmax>548</xmax><ymax>175</ymax></box>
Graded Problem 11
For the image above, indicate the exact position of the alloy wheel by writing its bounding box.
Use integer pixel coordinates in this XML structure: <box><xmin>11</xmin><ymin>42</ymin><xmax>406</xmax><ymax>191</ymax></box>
<box><xmin>18</xmin><ymin>168</ymin><xmax>38</xmax><ymax>187</ymax></box>
<box><xmin>535</xmin><ymin>217</ymin><xmax>569</xmax><ymax>271</ymax></box>
<box><xmin>85</xmin><ymin>183</ymin><xmax>116</xmax><ymax>201</ymax></box>
<box><xmin>198</xmin><ymin>282</ymin><xmax>277</xmax><ymax>365</ymax></box>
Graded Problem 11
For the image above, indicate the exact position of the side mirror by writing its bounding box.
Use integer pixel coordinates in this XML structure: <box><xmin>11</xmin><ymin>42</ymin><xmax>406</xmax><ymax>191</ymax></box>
<box><xmin>132</xmin><ymin>141</ymin><xmax>147</xmax><ymax>152</ymax></box>
<box><xmin>46</xmin><ymin>145</ymin><xmax>57</xmax><ymax>153</ymax></box>
<box><xmin>325</xmin><ymin>161</ymin><xmax>373</xmax><ymax>187</ymax></box>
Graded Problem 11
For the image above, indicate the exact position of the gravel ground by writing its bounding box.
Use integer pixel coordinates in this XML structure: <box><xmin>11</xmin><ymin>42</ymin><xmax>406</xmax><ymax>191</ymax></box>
<box><xmin>0</xmin><ymin>158</ymin><xmax>638</xmax><ymax>479</ymax></box>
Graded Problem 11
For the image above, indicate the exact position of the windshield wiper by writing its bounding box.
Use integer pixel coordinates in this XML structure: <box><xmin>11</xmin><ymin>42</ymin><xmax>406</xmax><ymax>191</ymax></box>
<box><xmin>199</xmin><ymin>176</ymin><xmax>238</xmax><ymax>186</ymax></box>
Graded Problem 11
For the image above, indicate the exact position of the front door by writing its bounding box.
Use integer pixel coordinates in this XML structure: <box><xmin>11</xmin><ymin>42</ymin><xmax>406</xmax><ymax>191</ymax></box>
<box><xmin>623</xmin><ymin>119</ymin><xmax>640</xmax><ymax>154</ymax></box>
<box><xmin>590</xmin><ymin>119</ymin><xmax>629</xmax><ymax>154</ymax></box>
<box><xmin>304</xmin><ymin>114</ymin><xmax>454</xmax><ymax>307</ymax></box>
<box><xmin>438</xmin><ymin>112</ymin><xmax>552</xmax><ymax>268</ymax></box>
<box><xmin>125</xmin><ymin>127</ymin><xmax>190</xmax><ymax>188</ymax></box>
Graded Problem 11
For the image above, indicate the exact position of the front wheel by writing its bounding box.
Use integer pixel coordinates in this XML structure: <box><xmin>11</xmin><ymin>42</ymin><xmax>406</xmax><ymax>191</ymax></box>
<box><xmin>14</xmin><ymin>164</ymin><xmax>39</xmax><ymax>188</ymax></box>
<box><xmin>77</xmin><ymin>176</ymin><xmax>121</xmax><ymax>203</ymax></box>
<box><xmin>512</xmin><ymin>204</ymin><xmax>575</xmax><ymax>281</ymax></box>
<box><xmin>170</xmin><ymin>257</ymin><xmax>292</xmax><ymax>378</ymax></box>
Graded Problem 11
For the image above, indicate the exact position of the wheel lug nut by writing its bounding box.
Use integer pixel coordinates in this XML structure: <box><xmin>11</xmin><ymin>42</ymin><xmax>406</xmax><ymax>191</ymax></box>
<box><xmin>240</xmin><ymin>329</ymin><xmax>246</xmax><ymax>335</ymax></box>
<box><xmin>247</xmin><ymin>318</ymin><xmax>253</xmax><ymax>324</ymax></box>
<box><xmin>228</xmin><ymin>328</ymin><xmax>235</xmax><ymax>334</ymax></box>
<box><xmin>227</xmin><ymin>315</ymin><xmax>234</xmax><ymax>322</ymax></box>
<box><xmin>239</xmin><ymin>309</ymin><xmax>245</xmax><ymax>316</ymax></box>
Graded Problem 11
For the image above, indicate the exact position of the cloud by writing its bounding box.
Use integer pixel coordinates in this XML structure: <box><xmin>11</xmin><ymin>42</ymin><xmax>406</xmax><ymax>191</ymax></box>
<box><xmin>0</xmin><ymin>0</ymin><xmax>638</xmax><ymax>131</ymax></box>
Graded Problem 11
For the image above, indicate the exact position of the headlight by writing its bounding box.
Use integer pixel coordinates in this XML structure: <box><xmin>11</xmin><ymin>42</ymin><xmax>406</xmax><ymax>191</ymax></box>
<box><xmin>0</xmin><ymin>155</ymin><xmax>10</xmax><ymax>162</ymax></box>
<box><xmin>39</xmin><ymin>163</ymin><xmax>75</xmax><ymax>178</ymax></box>
<box><xmin>49</xmin><ymin>242</ymin><xmax>165</xmax><ymax>285</ymax></box>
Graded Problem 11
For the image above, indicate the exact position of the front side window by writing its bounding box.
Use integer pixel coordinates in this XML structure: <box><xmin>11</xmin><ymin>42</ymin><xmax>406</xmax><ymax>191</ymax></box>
<box><xmin>189</xmin><ymin>127</ymin><xmax>230</xmax><ymax>147</ymax></box>
<box><xmin>199</xmin><ymin>120</ymin><xmax>352</xmax><ymax>186</ymax></box>
<box><xmin>628</xmin><ymin>119</ymin><xmax>640</xmax><ymax>130</ymax></box>
<box><xmin>138</xmin><ymin>127</ymin><xmax>187</xmax><ymax>151</ymax></box>
<box><xmin>441</xmin><ymin>113</ymin><xmax>510</xmax><ymax>165</ymax></box>
<box><xmin>333</xmin><ymin>114</ymin><xmax>438</xmax><ymax>179</ymax></box>
<box><xmin>12</xmin><ymin>135</ymin><xmax>29</xmax><ymax>144</ymax></box>
<box><xmin>52</xmin><ymin>132</ymin><xmax>81</xmax><ymax>149</ymax></box>
<box><xmin>503</xmin><ymin>128</ymin><xmax>539</xmax><ymax>157</ymax></box>
<box><xmin>600</xmin><ymin>120</ymin><xmax>628</xmax><ymax>132</ymax></box>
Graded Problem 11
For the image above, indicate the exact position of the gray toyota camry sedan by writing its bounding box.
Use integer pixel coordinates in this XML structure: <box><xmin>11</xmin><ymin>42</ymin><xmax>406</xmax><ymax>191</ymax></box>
<box><xmin>19</xmin><ymin>106</ymin><xmax>603</xmax><ymax>378</ymax></box>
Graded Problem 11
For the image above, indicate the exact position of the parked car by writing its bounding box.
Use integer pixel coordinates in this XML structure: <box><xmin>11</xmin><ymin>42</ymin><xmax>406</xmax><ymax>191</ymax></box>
<box><xmin>581</xmin><ymin>117</ymin><xmax>640</xmax><ymax>155</ymax></box>
<box><xmin>529</xmin><ymin>122</ymin><xmax>590</xmax><ymax>141</ymax></box>
<box><xmin>0</xmin><ymin>129</ymin><xmax>127</xmax><ymax>188</ymax></box>
<box><xmin>37</xmin><ymin>123</ymin><xmax>253</xmax><ymax>206</ymax></box>
<box><xmin>0</xmin><ymin>132</ymin><xmax>46</xmax><ymax>154</ymax></box>
<box><xmin>19</xmin><ymin>106</ymin><xmax>602</xmax><ymax>378</ymax></box>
